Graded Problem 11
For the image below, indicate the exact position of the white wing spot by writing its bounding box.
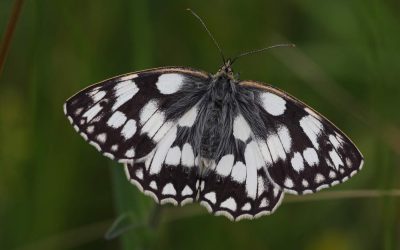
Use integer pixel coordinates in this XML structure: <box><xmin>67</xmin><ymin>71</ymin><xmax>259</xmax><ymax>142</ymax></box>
<box><xmin>216</xmin><ymin>154</ymin><xmax>234</xmax><ymax>177</ymax></box>
<box><xmin>302</xmin><ymin>179</ymin><xmax>309</xmax><ymax>187</ymax></box>
<box><xmin>346</xmin><ymin>158</ymin><xmax>352</xmax><ymax>167</ymax></box>
<box><xmin>74</xmin><ymin>107</ymin><xmax>83</xmax><ymax>115</ymax></box>
<box><xmin>260</xmin><ymin>92</ymin><xmax>286</xmax><ymax>116</ymax></box>
<box><xmin>220</xmin><ymin>197</ymin><xmax>237</xmax><ymax>211</ymax></box>
<box><xmin>273</xmin><ymin>186</ymin><xmax>280</xmax><ymax>197</ymax></box>
<box><xmin>244</xmin><ymin>142</ymin><xmax>259</xmax><ymax>199</ymax></box>
<box><xmin>231</xmin><ymin>161</ymin><xmax>246</xmax><ymax>183</ymax></box>
<box><xmin>165</xmin><ymin>146</ymin><xmax>181</xmax><ymax>166</ymax></box>
<box><xmin>204</xmin><ymin>192</ymin><xmax>216</xmax><ymax>204</ymax></box>
<box><xmin>303</xmin><ymin>147</ymin><xmax>319</xmax><ymax>166</ymax></box>
<box><xmin>149</xmin><ymin>126</ymin><xmax>177</xmax><ymax>175</ymax></box>
<box><xmin>86</xmin><ymin>125</ymin><xmax>94</xmax><ymax>134</ymax></box>
<box><xmin>150</xmin><ymin>181</ymin><xmax>157</xmax><ymax>190</ymax></box>
<box><xmin>329</xmin><ymin>171</ymin><xmax>336</xmax><ymax>178</ymax></box>
<box><xmin>200</xmin><ymin>180</ymin><xmax>205</xmax><ymax>191</ymax></box>
<box><xmin>112</xmin><ymin>80</ymin><xmax>139</xmax><ymax>111</ymax></box>
<box><xmin>135</xmin><ymin>168</ymin><xmax>143</xmax><ymax>180</ymax></box>
<box><xmin>162</xmin><ymin>183</ymin><xmax>176</xmax><ymax>195</ymax></box>
<box><xmin>326</xmin><ymin>158</ymin><xmax>334</xmax><ymax>168</ymax></box>
<box><xmin>121</xmin><ymin>119</ymin><xmax>137</xmax><ymax>140</ymax></box>
<box><xmin>156</xmin><ymin>73</ymin><xmax>184</xmax><ymax>94</ymax></box>
<box><xmin>241</xmin><ymin>202</ymin><xmax>251</xmax><ymax>211</ymax></box>
<box><xmin>315</xmin><ymin>173</ymin><xmax>325</xmax><ymax>184</ymax></box>
<box><xmin>92</xmin><ymin>90</ymin><xmax>106</xmax><ymax>102</ymax></box>
<box><xmin>178</xmin><ymin>105</ymin><xmax>198</xmax><ymax>127</ymax></box>
<box><xmin>182</xmin><ymin>185</ymin><xmax>193</xmax><ymax>196</ymax></box>
<box><xmin>96</xmin><ymin>133</ymin><xmax>107</xmax><ymax>144</ymax></box>
<box><xmin>139</xmin><ymin>100</ymin><xmax>158</xmax><ymax>125</ymax></box>
<box><xmin>299</xmin><ymin>115</ymin><xmax>323</xmax><ymax>149</ymax></box>
<box><xmin>267</xmin><ymin>134</ymin><xmax>287</xmax><ymax>161</ymax></box>
<box><xmin>111</xmin><ymin>144</ymin><xmax>118</xmax><ymax>151</ymax></box>
<box><xmin>259</xmin><ymin>198</ymin><xmax>268</xmax><ymax>208</ymax></box>
<box><xmin>329</xmin><ymin>134</ymin><xmax>341</xmax><ymax>149</ymax></box>
<box><xmin>284</xmin><ymin>178</ymin><xmax>294</xmax><ymax>188</ymax></box>
<box><xmin>153</xmin><ymin>121</ymin><xmax>174</xmax><ymax>142</ymax></box>
<box><xmin>257</xmin><ymin>176</ymin><xmax>265</xmax><ymax>197</ymax></box>
<box><xmin>277</xmin><ymin>125</ymin><xmax>292</xmax><ymax>152</ymax></box>
<box><xmin>141</xmin><ymin>111</ymin><xmax>165</xmax><ymax>138</ymax></box>
<box><xmin>125</xmin><ymin>148</ymin><xmax>135</xmax><ymax>158</ymax></box>
<box><xmin>329</xmin><ymin>150</ymin><xmax>343</xmax><ymax>170</ymax></box>
<box><xmin>82</xmin><ymin>104</ymin><xmax>102</xmax><ymax>123</ymax></box>
<box><xmin>107</xmin><ymin>111</ymin><xmax>127</xmax><ymax>128</ymax></box>
<box><xmin>291</xmin><ymin>152</ymin><xmax>304</xmax><ymax>172</ymax></box>
<box><xmin>233</xmin><ymin>114</ymin><xmax>251</xmax><ymax>141</ymax></box>
<box><xmin>181</xmin><ymin>143</ymin><xmax>195</xmax><ymax>167</ymax></box>
<box><xmin>257</xmin><ymin>141</ymin><xmax>273</xmax><ymax>167</ymax></box>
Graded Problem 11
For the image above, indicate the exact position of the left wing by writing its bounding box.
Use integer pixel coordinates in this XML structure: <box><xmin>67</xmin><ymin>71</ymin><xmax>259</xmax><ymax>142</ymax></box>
<box><xmin>64</xmin><ymin>67</ymin><xmax>209</xmax><ymax>163</ymax></box>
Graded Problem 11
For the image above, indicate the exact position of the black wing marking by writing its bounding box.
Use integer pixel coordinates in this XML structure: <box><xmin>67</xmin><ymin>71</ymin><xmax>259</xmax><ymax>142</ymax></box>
<box><xmin>198</xmin><ymin>113</ymin><xmax>284</xmax><ymax>221</ymax></box>
<box><xmin>124</xmin><ymin>107</ymin><xmax>284</xmax><ymax>221</ymax></box>
<box><xmin>239</xmin><ymin>81</ymin><xmax>364</xmax><ymax>194</ymax></box>
<box><xmin>64</xmin><ymin>67</ymin><xmax>210</xmax><ymax>163</ymax></box>
<box><xmin>124</xmin><ymin>124</ymin><xmax>200</xmax><ymax>205</ymax></box>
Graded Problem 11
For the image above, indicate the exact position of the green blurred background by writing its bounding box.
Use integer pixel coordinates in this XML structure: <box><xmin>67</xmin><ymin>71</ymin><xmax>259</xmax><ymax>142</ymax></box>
<box><xmin>1</xmin><ymin>0</ymin><xmax>399</xmax><ymax>249</ymax></box>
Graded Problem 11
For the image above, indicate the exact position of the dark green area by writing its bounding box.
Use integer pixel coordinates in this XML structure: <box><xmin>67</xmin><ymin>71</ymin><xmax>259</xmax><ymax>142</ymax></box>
<box><xmin>1</xmin><ymin>0</ymin><xmax>399</xmax><ymax>249</ymax></box>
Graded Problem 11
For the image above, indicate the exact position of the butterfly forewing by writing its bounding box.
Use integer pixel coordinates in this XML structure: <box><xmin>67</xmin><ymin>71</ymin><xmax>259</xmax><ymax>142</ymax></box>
<box><xmin>64</xmin><ymin>67</ymin><xmax>210</xmax><ymax>163</ymax></box>
<box><xmin>239</xmin><ymin>80</ymin><xmax>364</xmax><ymax>194</ymax></box>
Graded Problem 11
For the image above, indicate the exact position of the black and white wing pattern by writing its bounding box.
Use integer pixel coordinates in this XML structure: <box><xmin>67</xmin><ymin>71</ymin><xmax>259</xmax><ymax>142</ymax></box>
<box><xmin>64</xmin><ymin>65</ymin><xmax>363</xmax><ymax>222</ymax></box>
<box><xmin>64</xmin><ymin>67</ymin><xmax>210</xmax><ymax>163</ymax></box>
<box><xmin>197</xmin><ymin>132</ymin><xmax>284</xmax><ymax>221</ymax></box>
<box><xmin>124</xmin><ymin>106</ymin><xmax>202</xmax><ymax>205</ymax></box>
<box><xmin>239</xmin><ymin>81</ymin><xmax>364</xmax><ymax>195</ymax></box>
<box><xmin>121</xmin><ymin>78</ymin><xmax>284</xmax><ymax>221</ymax></box>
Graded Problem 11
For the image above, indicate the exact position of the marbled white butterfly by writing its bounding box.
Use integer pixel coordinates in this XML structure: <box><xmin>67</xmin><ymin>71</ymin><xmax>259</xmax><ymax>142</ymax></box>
<box><xmin>63</xmin><ymin>11</ymin><xmax>363</xmax><ymax>221</ymax></box>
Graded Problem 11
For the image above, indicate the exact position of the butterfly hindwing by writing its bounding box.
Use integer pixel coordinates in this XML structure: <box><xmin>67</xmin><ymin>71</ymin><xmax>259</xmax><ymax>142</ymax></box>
<box><xmin>124</xmin><ymin>124</ymin><xmax>200</xmax><ymax>205</ymax></box>
<box><xmin>239</xmin><ymin>81</ymin><xmax>364</xmax><ymax>194</ymax></box>
<box><xmin>198</xmin><ymin>132</ymin><xmax>284</xmax><ymax>221</ymax></box>
<box><xmin>64</xmin><ymin>67</ymin><xmax>210</xmax><ymax>162</ymax></box>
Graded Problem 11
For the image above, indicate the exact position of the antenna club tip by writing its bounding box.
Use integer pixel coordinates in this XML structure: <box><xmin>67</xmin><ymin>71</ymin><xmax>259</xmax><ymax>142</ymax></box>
<box><xmin>290</xmin><ymin>43</ymin><xmax>296</xmax><ymax>47</ymax></box>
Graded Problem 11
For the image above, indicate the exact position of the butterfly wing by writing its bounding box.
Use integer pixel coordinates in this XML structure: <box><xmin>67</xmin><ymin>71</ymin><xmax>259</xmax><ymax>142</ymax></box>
<box><xmin>124</xmin><ymin>105</ymin><xmax>202</xmax><ymax>205</ymax></box>
<box><xmin>198</xmin><ymin>132</ymin><xmax>284</xmax><ymax>221</ymax></box>
<box><xmin>64</xmin><ymin>67</ymin><xmax>210</xmax><ymax>163</ymax></box>
<box><xmin>121</xmin><ymin>82</ymin><xmax>284</xmax><ymax>221</ymax></box>
<box><xmin>239</xmin><ymin>80</ymin><xmax>364</xmax><ymax>194</ymax></box>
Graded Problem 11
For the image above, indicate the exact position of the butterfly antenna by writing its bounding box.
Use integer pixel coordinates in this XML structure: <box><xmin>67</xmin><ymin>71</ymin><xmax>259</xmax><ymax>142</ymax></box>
<box><xmin>231</xmin><ymin>43</ymin><xmax>295</xmax><ymax>65</ymax></box>
<box><xmin>187</xmin><ymin>8</ymin><xmax>226</xmax><ymax>64</ymax></box>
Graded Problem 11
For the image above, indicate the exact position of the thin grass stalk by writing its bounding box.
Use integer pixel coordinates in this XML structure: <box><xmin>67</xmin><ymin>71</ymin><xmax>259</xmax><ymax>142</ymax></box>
<box><xmin>0</xmin><ymin>0</ymin><xmax>24</xmax><ymax>77</ymax></box>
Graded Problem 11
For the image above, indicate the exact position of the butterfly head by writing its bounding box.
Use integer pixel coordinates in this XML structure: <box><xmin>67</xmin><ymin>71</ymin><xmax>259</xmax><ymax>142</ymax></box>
<box><xmin>214</xmin><ymin>59</ymin><xmax>237</xmax><ymax>81</ymax></box>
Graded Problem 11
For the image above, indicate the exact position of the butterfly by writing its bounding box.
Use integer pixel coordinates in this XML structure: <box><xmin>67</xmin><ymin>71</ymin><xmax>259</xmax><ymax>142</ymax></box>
<box><xmin>63</xmin><ymin>11</ymin><xmax>363</xmax><ymax>221</ymax></box>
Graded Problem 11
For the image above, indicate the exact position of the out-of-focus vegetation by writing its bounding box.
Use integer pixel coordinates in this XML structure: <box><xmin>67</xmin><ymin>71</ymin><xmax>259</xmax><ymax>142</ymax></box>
<box><xmin>1</xmin><ymin>0</ymin><xmax>399</xmax><ymax>249</ymax></box>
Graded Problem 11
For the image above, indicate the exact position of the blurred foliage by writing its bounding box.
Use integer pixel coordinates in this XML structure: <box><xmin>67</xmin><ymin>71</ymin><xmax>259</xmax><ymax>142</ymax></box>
<box><xmin>1</xmin><ymin>0</ymin><xmax>399</xmax><ymax>249</ymax></box>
